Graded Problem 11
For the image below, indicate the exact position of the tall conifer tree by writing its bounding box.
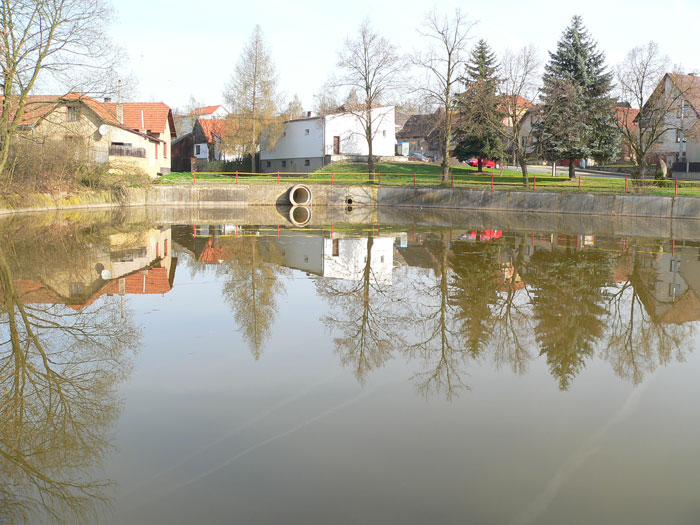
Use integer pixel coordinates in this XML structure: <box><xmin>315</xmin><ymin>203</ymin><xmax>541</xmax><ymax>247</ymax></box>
<box><xmin>535</xmin><ymin>16</ymin><xmax>619</xmax><ymax>178</ymax></box>
<box><xmin>455</xmin><ymin>40</ymin><xmax>504</xmax><ymax>172</ymax></box>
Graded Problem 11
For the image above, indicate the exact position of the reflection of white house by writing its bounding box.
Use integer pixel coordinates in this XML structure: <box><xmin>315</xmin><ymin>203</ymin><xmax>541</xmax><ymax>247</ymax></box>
<box><xmin>271</xmin><ymin>233</ymin><xmax>396</xmax><ymax>284</ymax></box>
<box><xmin>260</xmin><ymin>107</ymin><xmax>396</xmax><ymax>173</ymax></box>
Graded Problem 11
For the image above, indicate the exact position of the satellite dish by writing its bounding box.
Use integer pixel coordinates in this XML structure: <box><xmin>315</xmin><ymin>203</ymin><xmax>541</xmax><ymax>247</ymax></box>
<box><xmin>98</xmin><ymin>124</ymin><xmax>109</xmax><ymax>136</ymax></box>
<box><xmin>101</xmin><ymin>269</ymin><xmax>112</xmax><ymax>280</ymax></box>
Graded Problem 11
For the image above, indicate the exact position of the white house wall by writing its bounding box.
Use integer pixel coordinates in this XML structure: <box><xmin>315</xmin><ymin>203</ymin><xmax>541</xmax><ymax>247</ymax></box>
<box><xmin>324</xmin><ymin>107</ymin><xmax>396</xmax><ymax>157</ymax></box>
<box><xmin>261</xmin><ymin>118</ymin><xmax>324</xmax><ymax>160</ymax></box>
<box><xmin>322</xmin><ymin>237</ymin><xmax>395</xmax><ymax>284</ymax></box>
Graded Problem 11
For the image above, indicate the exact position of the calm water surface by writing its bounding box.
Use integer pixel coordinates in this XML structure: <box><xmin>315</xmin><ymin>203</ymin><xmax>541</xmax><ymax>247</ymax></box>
<box><xmin>2</xmin><ymin>211</ymin><xmax>700</xmax><ymax>524</ymax></box>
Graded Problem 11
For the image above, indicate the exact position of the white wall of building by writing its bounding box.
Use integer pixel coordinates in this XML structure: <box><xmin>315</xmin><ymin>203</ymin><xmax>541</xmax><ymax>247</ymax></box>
<box><xmin>324</xmin><ymin>107</ymin><xmax>396</xmax><ymax>157</ymax></box>
<box><xmin>322</xmin><ymin>237</ymin><xmax>394</xmax><ymax>284</ymax></box>
<box><xmin>261</xmin><ymin>118</ymin><xmax>324</xmax><ymax>160</ymax></box>
<box><xmin>261</xmin><ymin>106</ymin><xmax>396</xmax><ymax>161</ymax></box>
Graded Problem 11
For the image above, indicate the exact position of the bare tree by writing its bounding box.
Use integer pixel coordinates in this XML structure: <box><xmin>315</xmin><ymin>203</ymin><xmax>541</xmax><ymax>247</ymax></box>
<box><xmin>223</xmin><ymin>25</ymin><xmax>280</xmax><ymax>173</ymax></box>
<box><xmin>335</xmin><ymin>19</ymin><xmax>404</xmax><ymax>178</ymax></box>
<box><xmin>0</xmin><ymin>0</ymin><xmax>123</xmax><ymax>177</ymax></box>
<box><xmin>617</xmin><ymin>42</ymin><xmax>700</xmax><ymax>179</ymax></box>
<box><xmin>414</xmin><ymin>8</ymin><xmax>476</xmax><ymax>181</ymax></box>
<box><xmin>499</xmin><ymin>45</ymin><xmax>540</xmax><ymax>185</ymax></box>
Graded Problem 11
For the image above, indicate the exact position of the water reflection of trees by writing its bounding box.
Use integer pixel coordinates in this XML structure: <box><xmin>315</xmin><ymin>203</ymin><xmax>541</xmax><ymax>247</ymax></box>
<box><xmin>0</xmin><ymin>243</ymin><xmax>139</xmax><ymax>523</ymax></box>
<box><xmin>216</xmin><ymin>236</ymin><xmax>288</xmax><ymax>360</ymax></box>
<box><xmin>604</xmin><ymin>251</ymin><xmax>694</xmax><ymax>385</ymax></box>
<box><xmin>316</xmin><ymin>232</ymin><xmax>697</xmax><ymax>398</ymax></box>
<box><xmin>315</xmin><ymin>237</ymin><xmax>406</xmax><ymax>384</ymax></box>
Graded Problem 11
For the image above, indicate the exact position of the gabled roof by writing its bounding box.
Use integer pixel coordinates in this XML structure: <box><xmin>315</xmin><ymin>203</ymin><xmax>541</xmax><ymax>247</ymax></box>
<box><xmin>668</xmin><ymin>73</ymin><xmax>700</xmax><ymax>117</ymax></box>
<box><xmin>189</xmin><ymin>105</ymin><xmax>229</xmax><ymax>117</ymax></box>
<box><xmin>2</xmin><ymin>93</ymin><xmax>122</xmax><ymax>127</ymax></box>
<box><xmin>397</xmin><ymin>113</ymin><xmax>442</xmax><ymax>140</ymax></box>
<box><xmin>197</xmin><ymin>118</ymin><xmax>227</xmax><ymax>143</ymax></box>
<box><xmin>105</xmin><ymin>101</ymin><xmax>176</xmax><ymax>137</ymax></box>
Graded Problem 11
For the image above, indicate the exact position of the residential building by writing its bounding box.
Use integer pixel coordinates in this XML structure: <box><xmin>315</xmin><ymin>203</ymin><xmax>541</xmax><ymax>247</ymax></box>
<box><xmin>188</xmin><ymin>105</ymin><xmax>230</xmax><ymax>120</ymax></box>
<box><xmin>260</xmin><ymin>106</ymin><xmax>396</xmax><ymax>173</ymax></box>
<box><xmin>639</xmin><ymin>73</ymin><xmax>700</xmax><ymax>169</ymax></box>
<box><xmin>104</xmin><ymin>101</ymin><xmax>176</xmax><ymax>174</ymax></box>
<box><xmin>396</xmin><ymin>111</ymin><xmax>442</xmax><ymax>158</ymax></box>
<box><xmin>6</xmin><ymin>93</ymin><xmax>175</xmax><ymax>177</ymax></box>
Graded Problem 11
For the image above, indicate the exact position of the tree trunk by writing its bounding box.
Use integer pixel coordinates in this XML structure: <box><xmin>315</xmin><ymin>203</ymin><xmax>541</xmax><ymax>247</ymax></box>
<box><xmin>477</xmin><ymin>158</ymin><xmax>483</xmax><ymax>173</ymax></box>
<box><xmin>441</xmin><ymin>128</ymin><xmax>450</xmax><ymax>183</ymax></box>
<box><xmin>568</xmin><ymin>160</ymin><xmax>576</xmax><ymax>179</ymax></box>
<box><xmin>367</xmin><ymin>109</ymin><xmax>375</xmax><ymax>181</ymax></box>
<box><xmin>519</xmin><ymin>158</ymin><xmax>529</xmax><ymax>187</ymax></box>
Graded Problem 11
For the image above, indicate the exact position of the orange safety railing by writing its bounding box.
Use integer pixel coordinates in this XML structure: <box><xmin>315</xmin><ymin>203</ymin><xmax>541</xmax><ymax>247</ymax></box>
<box><xmin>179</xmin><ymin>170</ymin><xmax>700</xmax><ymax>197</ymax></box>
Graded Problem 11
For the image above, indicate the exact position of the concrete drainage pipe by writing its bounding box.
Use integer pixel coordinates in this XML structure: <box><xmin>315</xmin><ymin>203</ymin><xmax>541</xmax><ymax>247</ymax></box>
<box><xmin>289</xmin><ymin>184</ymin><xmax>312</xmax><ymax>206</ymax></box>
<box><xmin>289</xmin><ymin>206</ymin><xmax>312</xmax><ymax>227</ymax></box>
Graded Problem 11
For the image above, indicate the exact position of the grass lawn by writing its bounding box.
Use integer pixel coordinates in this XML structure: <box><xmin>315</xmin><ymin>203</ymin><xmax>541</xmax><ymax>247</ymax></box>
<box><xmin>155</xmin><ymin>162</ymin><xmax>700</xmax><ymax>197</ymax></box>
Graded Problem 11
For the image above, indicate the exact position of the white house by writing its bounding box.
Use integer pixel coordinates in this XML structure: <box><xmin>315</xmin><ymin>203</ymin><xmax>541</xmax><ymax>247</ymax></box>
<box><xmin>260</xmin><ymin>106</ymin><xmax>396</xmax><ymax>173</ymax></box>
<box><xmin>189</xmin><ymin>105</ymin><xmax>231</xmax><ymax>120</ymax></box>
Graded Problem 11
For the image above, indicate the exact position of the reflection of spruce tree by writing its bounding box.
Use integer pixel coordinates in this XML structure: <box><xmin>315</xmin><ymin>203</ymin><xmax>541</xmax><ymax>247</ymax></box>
<box><xmin>449</xmin><ymin>240</ymin><xmax>503</xmax><ymax>358</ymax></box>
<box><xmin>218</xmin><ymin>237</ymin><xmax>286</xmax><ymax>360</ymax></box>
<box><xmin>0</xmin><ymin>248</ymin><xmax>139</xmax><ymax>524</ymax></box>
<box><xmin>316</xmin><ymin>237</ymin><xmax>406</xmax><ymax>383</ymax></box>
<box><xmin>604</xmin><ymin>251</ymin><xmax>694</xmax><ymax>384</ymax></box>
<box><xmin>525</xmin><ymin>247</ymin><xmax>612</xmax><ymax>390</ymax></box>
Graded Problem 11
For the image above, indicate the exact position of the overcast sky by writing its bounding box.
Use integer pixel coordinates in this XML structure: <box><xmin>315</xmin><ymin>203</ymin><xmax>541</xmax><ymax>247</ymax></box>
<box><xmin>111</xmin><ymin>0</ymin><xmax>700</xmax><ymax>111</ymax></box>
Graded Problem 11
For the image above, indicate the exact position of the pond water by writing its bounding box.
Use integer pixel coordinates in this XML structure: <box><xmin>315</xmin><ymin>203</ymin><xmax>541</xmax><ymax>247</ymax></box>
<box><xmin>1</xmin><ymin>210</ymin><xmax>700</xmax><ymax>524</ymax></box>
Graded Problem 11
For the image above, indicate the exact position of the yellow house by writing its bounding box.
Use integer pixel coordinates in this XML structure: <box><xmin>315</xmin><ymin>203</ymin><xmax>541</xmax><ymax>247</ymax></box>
<box><xmin>9</xmin><ymin>93</ymin><xmax>175</xmax><ymax>177</ymax></box>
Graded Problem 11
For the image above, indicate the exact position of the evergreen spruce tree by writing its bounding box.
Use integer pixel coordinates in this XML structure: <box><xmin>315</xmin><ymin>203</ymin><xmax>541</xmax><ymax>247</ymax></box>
<box><xmin>455</xmin><ymin>40</ymin><xmax>505</xmax><ymax>172</ymax></box>
<box><xmin>535</xmin><ymin>16</ymin><xmax>619</xmax><ymax>179</ymax></box>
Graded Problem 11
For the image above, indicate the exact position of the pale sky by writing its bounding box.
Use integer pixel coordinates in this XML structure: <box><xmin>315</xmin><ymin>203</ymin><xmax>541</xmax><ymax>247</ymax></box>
<box><xmin>111</xmin><ymin>0</ymin><xmax>700</xmax><ymax>112</ymax></box>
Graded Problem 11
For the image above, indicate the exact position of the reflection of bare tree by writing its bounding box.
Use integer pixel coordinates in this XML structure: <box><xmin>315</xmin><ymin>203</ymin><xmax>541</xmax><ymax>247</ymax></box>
<box><xmin>604</xmin><ymin>252</ymin><xmax>695</xmax><ymax>384</ymax></box>
<box><xmin>0</xmin><ymin>249</ymin><xmax>139</xmax><ymax>524</ymax></box>
<box><xmin>406</xmin><ymin>236</ymin><xmax>469</xmax><ymax>400</ymax></box>
<box><xmin>316</xmin><ymin>237</ymin><xmax>406</xmax><ymax>384</ymax></box>
<box><xmin>488</xmin><ymin>239</ymin><xmax>535</xmax><ymax>375</ymax></box>
<box><xmin>217</xmin><ymin>237</ymin><xmax>287</xmax><ymax>360</ymax></box>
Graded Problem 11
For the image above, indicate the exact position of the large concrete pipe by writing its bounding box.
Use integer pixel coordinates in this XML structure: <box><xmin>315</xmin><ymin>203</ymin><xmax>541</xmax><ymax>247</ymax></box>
<box><xmin>289</xmin><ymin>205</ymin><xmax>312</xmax><ymax>227</ymax></box>
<box><xmin>289</xmin><ymin>184</ymin><xmax>312</xmax><ymax>206</ymax></box>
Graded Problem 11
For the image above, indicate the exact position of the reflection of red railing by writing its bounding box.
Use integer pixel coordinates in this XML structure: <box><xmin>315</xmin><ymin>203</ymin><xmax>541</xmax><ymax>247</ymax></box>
<box><xmin>181</xmin><ymin>170</ymin><xmax>700</xmax><ymax>196</ymax></box>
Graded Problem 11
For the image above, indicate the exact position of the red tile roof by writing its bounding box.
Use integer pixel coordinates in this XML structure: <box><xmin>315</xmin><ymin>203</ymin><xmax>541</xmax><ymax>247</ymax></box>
<box><xmin>105</xmin><ymin>101</ymin><xmax>174</xmax><ymax>136</ymax></box>
<box><xmin>1</xmin><ymin>93</ymin><xmax>122</xmax><ymax>127</ymax></box>
<box><xmin>189</xmin><ymin>105</ymin><xmax>228</xmax><ymax>116</ymax></box>
<box><xmin>198</xmin><ymin>118</ymin><xmax>227</xmax><ymax>143</ymax></box>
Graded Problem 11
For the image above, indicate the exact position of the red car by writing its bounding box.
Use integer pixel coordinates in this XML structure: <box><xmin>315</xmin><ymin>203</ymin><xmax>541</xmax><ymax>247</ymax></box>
<box><xmin>467</xmin><ymin>158</ymin><xmax>499</xmax><ymax>168</ymax></box>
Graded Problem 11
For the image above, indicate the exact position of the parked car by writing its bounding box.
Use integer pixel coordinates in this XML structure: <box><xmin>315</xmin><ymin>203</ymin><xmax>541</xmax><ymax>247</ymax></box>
<box><xmin>466</xmin><ymin>158</ymin><xmax>499</xmax><ymax>168</ymax></box>
<box><xmin>409</xmin><ymin>152</ymin><xmax>430</xmax><ymax>162</ymax></box>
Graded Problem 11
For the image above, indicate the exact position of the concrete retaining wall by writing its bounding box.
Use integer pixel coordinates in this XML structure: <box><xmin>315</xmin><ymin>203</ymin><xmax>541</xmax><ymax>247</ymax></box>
<box><xmin>0</xmin><ymin>184</ymin><xmax>699</xmax><ymax>222</ymax></box>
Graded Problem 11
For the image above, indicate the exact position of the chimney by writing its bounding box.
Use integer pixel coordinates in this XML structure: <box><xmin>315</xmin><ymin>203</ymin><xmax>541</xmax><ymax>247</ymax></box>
<box><xmin>116</xmin><ymin>103</ymin><xmax>124</xmax><ymax>125</ymax></box>
<box><xmin>140</xmin><ymin>109</ymin><xmax>145</xmax><ymax>131</ymax></box>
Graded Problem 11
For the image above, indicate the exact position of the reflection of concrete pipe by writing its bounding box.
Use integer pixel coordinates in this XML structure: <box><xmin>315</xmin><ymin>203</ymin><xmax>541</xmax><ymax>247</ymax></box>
<box><xmin>289</xmin><ymin>184</ymin><xmax>312</xmax><ymax>206</ymax></box>
<box><xmin>289</xmin><ymin>205</ymin><xmax>311</xmax><ymax>227</ymax></box>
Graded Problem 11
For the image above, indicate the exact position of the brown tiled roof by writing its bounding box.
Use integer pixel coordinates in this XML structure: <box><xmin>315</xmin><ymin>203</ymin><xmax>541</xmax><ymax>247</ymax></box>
<box><xmin>397</xmin><ymin>113</ymin><xmax>442</xmax><ymax>139</ymax></box>
<box><xmin>1</xmin><ymin>93</ymin><xmax>122</xmax><ymax>127</ymax></box>
<box><xmin>105</xmin><ymin>101</ymin><xmax>175</xmax><ymax>136</ymax></box>
<box><xmin>189</xmin><ymin>105</ymin><xmax>228</xmax><ymax>116</ymax></box>
<box><xmin>198</xmin><ymin>118</ymin><xmax>227</xmax><ymax>143</ymax></box>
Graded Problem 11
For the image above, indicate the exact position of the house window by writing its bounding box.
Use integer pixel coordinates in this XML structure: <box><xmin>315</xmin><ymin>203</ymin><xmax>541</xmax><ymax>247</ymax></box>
<box><xmin>155</xmin><ymin>143</ymin><xmax>158</xmax><ymax>159</ymax></box>
<box><xmin>332</xmin><ymin>239</ymin><xmax>339</xmax><ymax>257</ymax></box>
<box><xmin>63</xmin><ymin>135</ymin><xmax>83</xmax><ymax>144</ymax></box>
<box><xmin>66</xmin><ymin>105</ymin><xmax>80</xmax><ymax>121</ymax></box>
<box><xmin>670</xmin><ymin>260</ymin><xmax>680</xmax><ymax>272</ymax></box>
<box><xmin>305</xmin><ymin>129</ymin><xmax>310</xmax><ymax>135</ymax></box>
<box><xmin>283</xmin><ymin>132</ymin><xmax>286</xmax><ymax>137</ymax></box>
<box><xmin>195</xmin><ymin>144</ymin><xmax>201</xmax><ymax>155</ymax></box>
<box><xmin>304</xmin><ymin>159</ymin><xmax>310</xmax><ymax>166</ymax></box>
<box><xmin>266</xmin><ymin>161</ymin><xmax>271</xmax><ymax>168</ymax></box>
<box><xmin>164</xmin><ymin>239</ymin><xmax>168</xmax><ymax>257</ymax></box>
<box><xmin>676</xmin><ymin>129</ymin><xmax>683</xmax><ymax>143</ymax></box>
<box><xmin>164</xmin><ymin>142</ymin><xmax>167</xmax><ymax>158</ymax></box>
<box><xmin>281</xmin><ymin>160</ymin><xmax>287</xmax><ymax>168</ymax></box>
<box><xmin>669</xmin><ymin>283</ymin><xmax>681</xmax><ymax>297</ymax></box>
<box><xmin>382</xmin><ymin>130</ymin><xmax>386</xmax><ymax>137</ymax></box>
